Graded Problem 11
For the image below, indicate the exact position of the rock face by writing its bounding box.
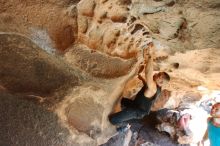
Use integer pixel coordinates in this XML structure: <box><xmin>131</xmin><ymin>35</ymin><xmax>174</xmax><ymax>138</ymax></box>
<box><xmin>0</xmin><ymin>0</ymin><xmax>220</xmax><ymax>146</ymax></box>
<box><xmin>0</xmin><ymin>33</ymin><xmax>79</xmax><ymax>95</ymax></box>
<box><xmin>65</xmin><ymin>44</ymin><xmax>136</xmax><ymax>78</ymax></box>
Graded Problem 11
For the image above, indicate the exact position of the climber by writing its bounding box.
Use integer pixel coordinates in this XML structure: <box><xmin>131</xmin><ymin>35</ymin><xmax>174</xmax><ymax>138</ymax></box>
<box><xmin>208</xmin><ymin>102</ymin><xmax>220</xmax><ymax>146</ymax></box>
<box><xmin>109</xmin><ymin>72</ymin><xmax>170</xmax><ymax>125</ymax></box>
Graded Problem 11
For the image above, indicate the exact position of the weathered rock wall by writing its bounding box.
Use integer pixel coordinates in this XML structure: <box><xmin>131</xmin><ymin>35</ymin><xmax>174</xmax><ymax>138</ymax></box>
<box><xmin>0</xmin><ymin>0</ymin><xmax>220</xmax><ymax>145</ymax></box>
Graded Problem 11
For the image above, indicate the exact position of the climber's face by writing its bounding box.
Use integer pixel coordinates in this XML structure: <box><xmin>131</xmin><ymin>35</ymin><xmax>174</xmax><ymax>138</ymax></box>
<box><xmin>211</xmin><ymin>103</ymin><xmax>220</xmax><ymax>118</ymax></box>
<box><xmin>153</xmin><ymin>72</ymin><xmax>170</xmax><ymax>87</ymax></box>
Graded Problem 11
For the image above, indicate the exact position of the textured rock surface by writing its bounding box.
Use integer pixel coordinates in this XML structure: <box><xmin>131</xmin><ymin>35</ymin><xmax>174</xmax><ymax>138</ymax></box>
<box><xmin>0</xmin><ymin>92</ymin><xmax>78</xmax><ymax>146</ymax></box>
<box><xmin>0</xmin><ymin>33</ymin><xmax>80</xmax><ymax>95</ymax></box>
<box><xmin>0</xmin><ymin>0</ymin><xmax>220</xmax><ymax>145</ymax></box>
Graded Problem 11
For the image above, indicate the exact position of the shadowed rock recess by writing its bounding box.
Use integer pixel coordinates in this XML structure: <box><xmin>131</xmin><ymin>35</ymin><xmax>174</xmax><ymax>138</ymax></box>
<box><xmin>0</xmin><ymin>0</ymin><xmax>220</xmax><ymax>146</ymax></box>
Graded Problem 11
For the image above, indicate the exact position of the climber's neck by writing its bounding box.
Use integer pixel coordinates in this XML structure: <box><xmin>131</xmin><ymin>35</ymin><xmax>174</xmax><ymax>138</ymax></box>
<box><xmin>213</xmin><ymin>118</ymin><xmax>220</xmax><ymax>127</ymax></box>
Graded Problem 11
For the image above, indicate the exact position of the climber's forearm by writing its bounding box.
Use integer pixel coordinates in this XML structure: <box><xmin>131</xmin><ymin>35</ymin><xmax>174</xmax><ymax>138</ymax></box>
<box><xmin>143</xmin><ymin>56</ymin><xmax>157</xmax><ymax>98</ymax></box>
<box><xmin>141</xmin><ymin>45</ymin><xmax>157</xmax><ymax>98</ymax></box>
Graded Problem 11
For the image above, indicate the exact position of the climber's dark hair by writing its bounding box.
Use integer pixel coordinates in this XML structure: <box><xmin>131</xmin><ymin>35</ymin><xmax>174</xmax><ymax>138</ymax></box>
<box><xmin>153</xmin><ymin>72</ymin><xmax>170</xmax><ymax>82</ymax></box>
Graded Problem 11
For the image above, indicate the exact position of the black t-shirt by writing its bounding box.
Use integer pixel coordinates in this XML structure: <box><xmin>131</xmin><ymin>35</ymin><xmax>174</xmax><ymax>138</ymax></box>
<box><xmin>134</xmin><ymin>85</ymin><xmax>161</xmax><ymax>114</ymax></box>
